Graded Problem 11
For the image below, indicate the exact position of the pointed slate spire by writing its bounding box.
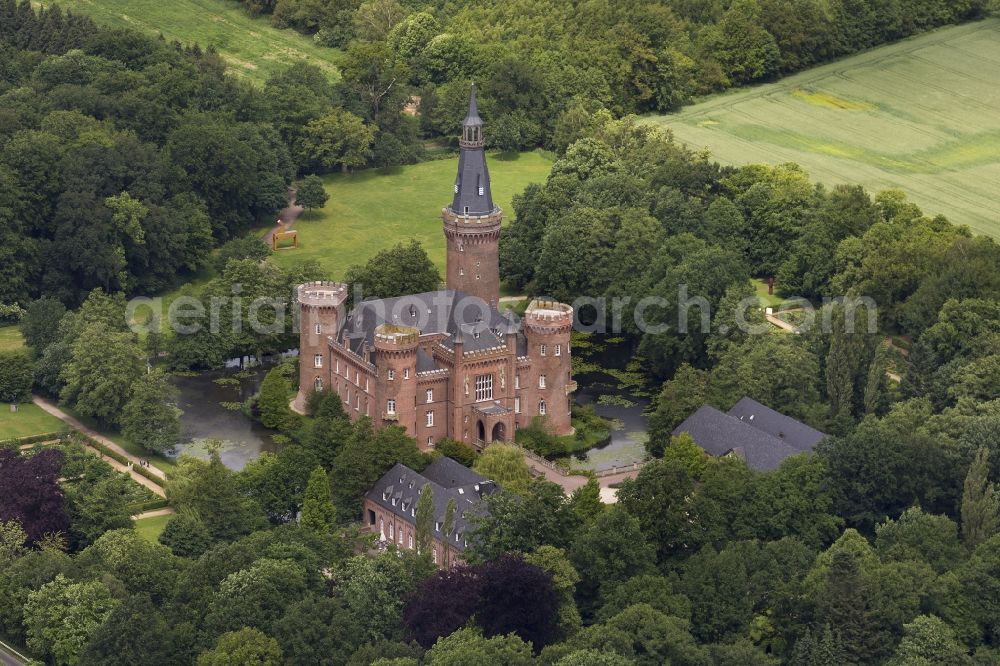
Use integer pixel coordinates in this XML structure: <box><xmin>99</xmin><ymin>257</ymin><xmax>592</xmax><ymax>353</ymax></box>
<box><xmin>450</xmin><ymin>84</ymin><xmax>495</xmax><ymax>216</ymax></box>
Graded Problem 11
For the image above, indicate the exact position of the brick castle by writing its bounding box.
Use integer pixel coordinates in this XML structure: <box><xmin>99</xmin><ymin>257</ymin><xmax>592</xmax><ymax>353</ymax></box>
<box><xmin>293</xmin><ymin>86</ymin><xmax>576</xmax><ymax>450</ymax></box>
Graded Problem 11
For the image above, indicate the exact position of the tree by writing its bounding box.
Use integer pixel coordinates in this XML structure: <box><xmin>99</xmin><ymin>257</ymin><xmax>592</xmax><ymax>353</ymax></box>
<box><xmin>197</xmin><ymin>627</ymin><xmax>283</xmax><ymax>666</ymax></box>
<box><xmin>0</xmin><ymin>350</ymin><xmax>33</xmax><ymax>402</ymax></box>
<box><xmin>65</xmin><ymin>473</ymin><xmax>135</xmax><ymax>549</ymax></box>
<box><xmin>0</xmin><ymin>448</ymin><xmax>67</xmax><ymax>544</ymax></box>
<box><xmin>24</xmin><ymin>574</ymin><xmax>120</xmax><ymax>666</ymax></box>
<box><xmin>19</xmin><ymin>297</ymin><xmax>66</xmax><ymax>351</ymax></box>
<box><xmin>301</xmin><ymin>109</ymin><xmax>375</xmax><ymax>172</ymax></box>
<box><xmin>120</xmin><ymin>370</ymin><xmax>182</xmax><ymax>454</ymax></box>
<box><xmin>815</xmin><ymin>550</ymin><xmax>878</xmax><ymax>665</ymax></box>
<box><xmin>60</xmin><ymin>323</ymin><xmax>143</xmax><ymax>426</ymax></box>
<box><xmin>300</xmin><ymin>466</ymin><xmax>336</xmax><ymax>534</ymax></box>
<box><xmin>887</xmin><ymin>615</ymin><xmax>971</xmax><ymax>666</ymax></box>
<box><xmin>434</xmin><ymin>439</ymin><xmax>478</xmax><ymax>467</ymax></box>
<box><xmin>205</xmin><ymin>558</ymin><xmax>309</xmax><ymax>636</ymax></box>
<box><xmin>343</xmin><ymin>240</ymin><xmax>441</xmax><ymax>303</ymax></box>
<box><xmin>477</xmin><ymin>554</ymin><xmax>559</xmax><ymax>649</ymax></box>
<box><xmin>0</xmin><ymin>520</ymin><xmax>27</xmax><ymax>568</ymax></box>
<box><xmin>158</xmin><ymin>511</ymin><xmax>212</xmax><ymax>558</ymax></box>
<box><xmin>962</xmin><ymin>447</ymin><xmax>999</xmax><ymax>550</ymax></box>
<box><xmin>403</xmin><ymin>564</ymin><xmax>483</xmax><ymax>648</ymax></box>
<box><xmin>472</xmin><ymin>445</ymin><xmax>533</xmax><ymax>496</ymax></box>
<box><xmin>423</xmin><ymin>627</ymin><xmax>534</xmax><ymax>666</ymax></box>
<box><xmin>77</xmin><ymin>529</ymin><xmax>181</xmax><ymax>602</ymax></box>
<box><xmin>874</xmin><ymin>506</ymin><xmax>963</xmax><ymax>574</ymax></box>
<box><xmin>568</xmin><ymin>478</ymin><xmax>605</xmax><ymax>526</ymax></box>
<box><xmin>414</xmin><ymin>482</ymin><xmax>434</xmax><ymax>557</ymax></box>
<box><xmin>257</xmin><ymin>363</ymin><xmax>298</xmax><ymax>431</ymax></box>
<box><xmin>647</xmin><ymin>365</ymin><xmax>710</xmax><ymax>455</ymax></box>
<box><xmin>166</xmin><ymin>449</ymin><xmax>267</xmax><ymax>542</ymax></box>
<box><xmin>524</xmin><ymin>546</ymin><xmax>583</xmax><ymax>641</ymax></box>
<box><xmin>441</xmin><ymin>497</ymin><xmax>457</xmax><ymax>568</ymax></box>
<box><xmin>295</xmin><ymin>174</ymin><xmax>329</xmax><ymax>210</ymax></box>
<box><xmin>570</xmin><ymin>507</ymin><xmax>656</xmax><ymax>619</ymax></box>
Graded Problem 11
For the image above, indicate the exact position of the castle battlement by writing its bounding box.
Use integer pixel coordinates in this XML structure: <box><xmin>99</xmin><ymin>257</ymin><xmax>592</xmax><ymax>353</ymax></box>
<box><xmin>373</xmin><ymin>324</ymin><xmax>420</xmax><ymax>351</ymax></box>
<box><xmin>297</xmin><ymin>281</ymin><xmax>348</xmax><ymax>307</ymax></box>
<box><xmin>524</xmin><ymin>300</ymin><xmax>574</xmax><ymax>333</ymax></box>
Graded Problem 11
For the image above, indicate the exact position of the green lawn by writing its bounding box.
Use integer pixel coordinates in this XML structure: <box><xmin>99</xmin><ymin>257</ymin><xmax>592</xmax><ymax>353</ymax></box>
<box><xmin>272</xmin><ymin>150</ymin><xmax>555</xmax><ymax>280</ymax></box>
<box><xmin>648</xmin><ymin>19</ymin><xmax>1000</xmax><ymax>238</ymax></box>
<box><xmin>754</xmin><ymin>279</ymin><xmax>784</xmax><ymax>308</ymax></box>
<box><xmin>0</xmin><ymin>403</ymin><xmax>65</xmax><ymax>440</ymax></box>
<box><xmin>134</xmin><ymin>513</ymin><xmax>171</xmax><ymax>543</ymax></box>
<box><xmin>55</xmin><ymin>0</ymin><xmax>341</xmax><ymax>85</ymax></box>
<box><xmin>0</xmin><ymin>325</ymin><xmax>23</xmax><ymax>352</ymax></box>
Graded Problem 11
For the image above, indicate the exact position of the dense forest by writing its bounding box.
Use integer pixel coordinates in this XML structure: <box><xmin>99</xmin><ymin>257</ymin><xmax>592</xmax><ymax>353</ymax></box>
<box><xmin>239</xmin><ymin>0</ymin><xmax>988</xmax><ymax>145</ymax></box>
<box><xmin>4</xmin><ymin>1</ymin><xmax>1000</xmax><ymax>664</ymax></box>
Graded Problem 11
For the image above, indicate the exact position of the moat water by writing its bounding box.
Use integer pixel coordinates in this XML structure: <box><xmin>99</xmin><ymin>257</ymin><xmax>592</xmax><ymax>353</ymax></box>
<box><xmin>168</xmin><ymin>337</ymin><xmax>651</xmax><ymax>472</ymax></box>
<box><xmin>168</xmin><ymin>355</ymin><xmax>285</xmax><ymax>471</ymax></box>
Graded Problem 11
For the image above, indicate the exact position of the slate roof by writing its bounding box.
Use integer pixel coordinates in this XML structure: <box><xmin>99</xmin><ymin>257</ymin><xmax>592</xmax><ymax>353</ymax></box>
<box><xmin>727</xmin><ymin>397</ymin><xmax>826</xmax><ymax>452</ymax></box>
<box><xmin>339</xmin><ymin>290</ymin><xmax>518</xmax><ymax>361</ymax></box>
<box><xmin>672</xmin><ymin>399</ymin><xmax>826</xmax><ymax>472</ymax></box>
<box><xmin>450</xmin><ymin>85</ymin><xmax>496</xmax><ymax>216</ymax></box>
<box><xmin>364</xmin><ymin>458</ymin><xmax>498</xmax><ymax>552</ymax></box>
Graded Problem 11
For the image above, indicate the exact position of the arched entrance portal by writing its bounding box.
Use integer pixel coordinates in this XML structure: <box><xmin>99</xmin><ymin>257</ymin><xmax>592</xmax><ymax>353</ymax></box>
<box><xmin>492</xmin><ymin>422</ymin><xmax>506</xmax><ymax>442</ymax></box>
<box><xmin>477</xmin><ymin>420</ymin><xmax>485</xmax><ymax>443</ymax></box>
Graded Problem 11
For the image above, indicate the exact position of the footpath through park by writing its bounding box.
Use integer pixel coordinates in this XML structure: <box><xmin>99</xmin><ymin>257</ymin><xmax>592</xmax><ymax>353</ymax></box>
<box><xmin>31</xmin><ymin>395</ymin><xmax>169</xmax><ymax>500</ymax></box>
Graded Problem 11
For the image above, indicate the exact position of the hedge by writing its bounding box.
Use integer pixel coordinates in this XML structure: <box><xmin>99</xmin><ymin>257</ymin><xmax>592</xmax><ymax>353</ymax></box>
<box><xmin>128</xmin><ymin>498</ymin><xmax>170</xmax><ymax>515</ymax></box>
<box><xmin>4</xmin><ymin>430</ymin><xmax>66</xmax><ymax>445</ymax></box>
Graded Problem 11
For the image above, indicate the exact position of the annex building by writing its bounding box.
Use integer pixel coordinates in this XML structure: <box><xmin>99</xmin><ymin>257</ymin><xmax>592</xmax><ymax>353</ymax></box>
<box><xmin>363</xmin><ymin>456</ymin><xmax>496</xmax><ymax>565</ymax></box>
<box><xmin>673</xmin><ymin>397</ymin><xmax>826</xmax><ymax>471</ymax></box>
<box><xmin>293</xmin><ymin>87</ymin><xmax>576</xmax><ymax>450</ymax></box>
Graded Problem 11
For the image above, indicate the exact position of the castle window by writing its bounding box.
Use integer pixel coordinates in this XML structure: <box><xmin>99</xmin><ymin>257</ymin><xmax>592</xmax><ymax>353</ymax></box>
<box><xmin>387</xmin><ymin>399</ymin><xmax>396</xmax><ymax>415</ymax></box>
<box><xmin>398</xmin><ymin>529</ymin><xmax>403</xmax><ymax>545</ymax></box>
<box><xmin>464</xmin><ymin>206</ymin><xmax>469</xmax><ymax>215</ymax></box>
<box><xmin>476</xmin><ymin>274</ymin><xmax>481</xmax><ymax>280</ymax></box>
<box><xmin>426</xmin><ymin>389</ymin><xmax>433</xmax><ymax>403</ymax></box>
<box><xmin>315</xmin><ymin>323</ymin><xmax>322</xmax><ymax>335</ymax></box>
<box><xmin>428</xmin><ymin>436</ymin><xmax>434</xmax><ymax>447</ymax></box>
<box><xmin>355</xmin><ymin>394</ymin><xmax>360</xmax><ymax>411</ymax></box>
<box><xmin>389</xmin><ymin>524</ymin><xmax>394</xmax><ymax>539</ymax></box>
<box><xmin>314</xmin><ymin>354</ymin><xmax>323</xmax><ymax>368</ymax></box>
<box><xmin>514</xmin><ymin>397</ymin><xmax>520</xmax><ymax>413</ymax></box>
<box><xmin>540</xmin><ymin>344</ymin><xmax>546</xmax><ymax>356</ymax></box>
<box><xmin>336</xmin><ymin>359</ymin><xmax>339</xmax><ymax>373</ymax></box>
<box><xmin>314</xmin><ymin>377</ymin><xmax>323</xmax><ymax>391</ymax></box>
<box><xmin>515</xmin><ymin>375</ymin><xmax>520</xmax><ymax>389</ymax></box>
<box><xmin>408</xmin><ymin>534</ymin><xmax>414</xmax><ymax>549</ymax></box>
<box><xmin>539</xmin><ymin>375</ymin><xmax>546</xmax><ymax>389</ymax></box>
<box><xmin>458</xmin><ymin>242</ymin><xmax>464</xmax><ymax>252</ymax></box>
<box><xmin>387</xmin><ymin>369</ymin><xmax>395</xmax><ymax>380</ymax></box>
<box><xmin>473</xmin><ymin>331</ymin><xmax>480</xmax><ymax>339</ymax></box>
<box><xmin>433</xmin><ymin>548</ymin><xmax>438</xmax><ymax>564</ymax></box>
<box><xmin>355</xmin><ymin>370</ymin><xmax>360</xmax><ymax>385</ymax></box>
<box><xmin>555</xmin><ymin>344</ymin><xmax>561</xmax><ymax>356</ymax></box>
<box><xmin>426</xmin><ymin>411</ymin><xmax>434</xmax><ymax>427</ymax></box>
<box><xmin>459</xmin><ymin>268</ymin><xmax>464</xmax><ymax>276</ymax></box>
<box><xmin>404</xmin><ymin>368</ymin><xmax>410</xmax><ymax>379</ymax></box>
<box><xmin>539</xmin><ymin>399</ymin><xmax>546</xmax><ymax>416</ymax></box>
<box><xmin>475</xmin><ymin>374</ymin><xmax>493</xmax><ymax>402</ymax></box>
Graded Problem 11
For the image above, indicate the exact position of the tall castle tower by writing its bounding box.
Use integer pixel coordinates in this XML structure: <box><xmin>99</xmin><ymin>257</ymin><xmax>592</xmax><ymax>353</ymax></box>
<box><xmin>443</xmin><ymin>85</ymin><xmax>502</xmax><ymax>306</ymax></box>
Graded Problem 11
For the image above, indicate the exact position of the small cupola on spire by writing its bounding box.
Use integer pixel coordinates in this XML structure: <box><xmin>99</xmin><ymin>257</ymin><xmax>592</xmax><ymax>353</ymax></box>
<box><xmin>460</xmin><ymin>84</ymin><xmax>484</xmax><ymax>148</ymax></box>
<box><xmin>450</xmin><ymin>84</ymin><xmax>496</xmax><ymax>216</ymax></box>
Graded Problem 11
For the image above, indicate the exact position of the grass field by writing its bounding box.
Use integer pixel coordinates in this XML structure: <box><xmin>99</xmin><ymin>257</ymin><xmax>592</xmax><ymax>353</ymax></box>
<box><xmin>53</xmin><ymin>0</ymin><xmax>341</xmax><ymax>85</ymax></box>
<box><xmin>271</xmin><ymin>151</ymin><xmax>555</xmax><ymax>280</ymax></box>
<box><xmin>0</xmin><ymin>325</ymin><xmax>24</xmax><ymax>352</ymax></box>
<box><xmin>648</xmin><ymin>19</ymin><xmax>1000</xmax><ymax>238</ymax></box>
<box><xmin>0</xmin><ymin>403</ymin><xmax>65</xmax><ymax>440</ymax></box>
<box><xmin>134</xmin><ymin>513</ymin><xmax>171</xmax><ymax>543</ymax></box>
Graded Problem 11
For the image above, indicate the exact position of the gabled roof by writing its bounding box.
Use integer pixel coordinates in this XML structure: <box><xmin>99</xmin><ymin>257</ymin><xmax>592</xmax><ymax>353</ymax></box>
<box><xmin>672</xmin><ymin>399</ymin><xmax>825</xmax><ymax>472</ymax></box>
<box><xmin>727</xmin><ymin>397</ymin><xmax>826</xmax><ymax>452</ymax></box>
<box><xmin>364</xmin><ymin>458</ymin><xmax>498</xmax><ymax>551</ymax></box>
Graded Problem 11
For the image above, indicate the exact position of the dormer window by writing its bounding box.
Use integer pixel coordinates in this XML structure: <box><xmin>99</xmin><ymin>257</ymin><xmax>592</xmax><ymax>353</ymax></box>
<box><xmin>454</xmin><ymin>183</ymin><xmax>459</xmax><ymax>193</ymax></box>
<box><xmin>479</xmin><ymin>186</ymin><xmax>484</xmax><ymax>196</ymax></box>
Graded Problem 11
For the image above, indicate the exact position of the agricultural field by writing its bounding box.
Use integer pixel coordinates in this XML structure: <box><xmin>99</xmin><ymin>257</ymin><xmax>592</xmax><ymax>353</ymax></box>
<box><xmin>270</xmin><ymin>151</ymin><xmax>555</xmax><ymax>280</ymax></box>
<box><xmin>54</xmin><ymin>0</ymin><xmax>341</xmax><ymax>85</ymax></box>
<box><xmin>649</xmin><ymin>19</ymin><xmax>1000</xmax><ymax>238</ymax></box>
